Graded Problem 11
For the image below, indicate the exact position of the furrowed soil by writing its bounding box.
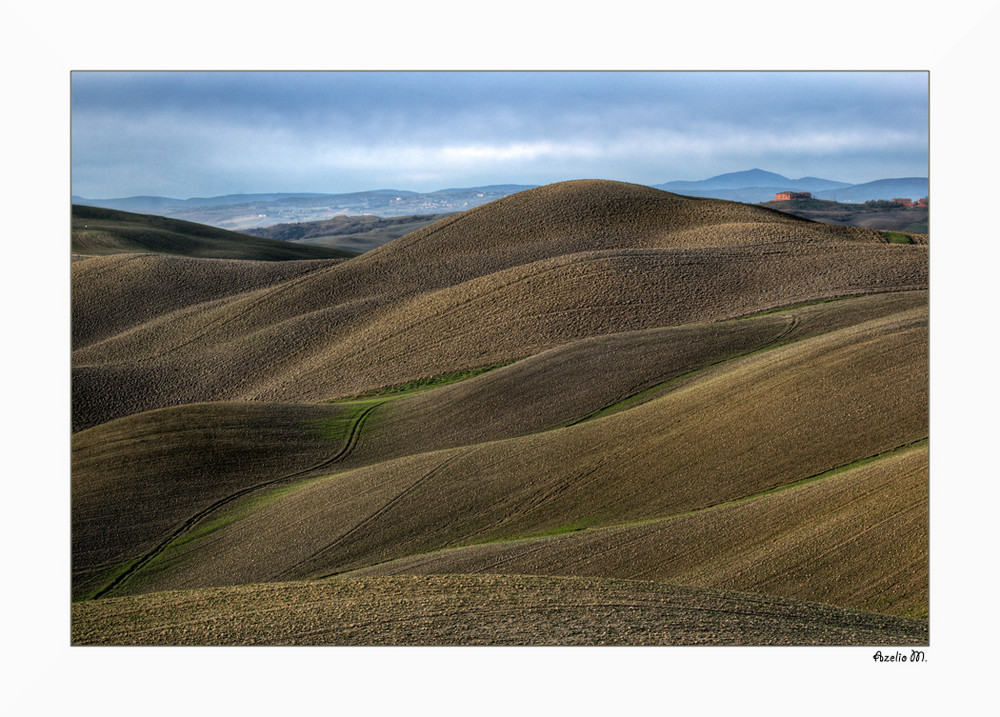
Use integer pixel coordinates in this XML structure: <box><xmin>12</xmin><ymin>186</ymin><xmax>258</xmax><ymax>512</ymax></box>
<box><xmin>71</xmin><ymin>180</ymin><xmax>929</xmax><ymax>644</ymax></box>
<box><xmin>348</xmin><ymin>444</ymin><xmax>929</xmax><ymax>619</ymax></box>
<box><xmin>71</xmin><ymin>574</ymin><xmax>928</xmax><ymax>646</ymax></box>
<box><xmin>72</xmin><ymin>180</ymin><xmax>926</xmax><ymax>431</ymax></box>
<box><xmin>90</xmin><ymin>299</ymin><xmax>926</xmax><ymax>605</ymax></box>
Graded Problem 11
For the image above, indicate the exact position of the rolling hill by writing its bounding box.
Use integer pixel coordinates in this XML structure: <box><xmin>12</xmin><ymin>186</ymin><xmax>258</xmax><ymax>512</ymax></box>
<box><xmin>71</xmin><ymin>204</ymin><xmax>357</xmax><ymax>260</ymax></box>
<box><xmin>71</xmin><ymin>179</ymin><xmax>929</xmax><ymax>645</ymax></box>
<box><xmin>241</xmin><ymin>212</ymin><xmax>454</xmax><ymax>253</ymax></box>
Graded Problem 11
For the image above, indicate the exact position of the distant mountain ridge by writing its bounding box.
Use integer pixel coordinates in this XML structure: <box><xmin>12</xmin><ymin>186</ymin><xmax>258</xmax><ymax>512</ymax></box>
<box><xmin>72</xmin><ymin>171</ymin><xmax>928</xmax><ymax>230</ymax></box>
<box><xmin>813</xmin><ymin>177</ymin><xmax>929</xmax><ymax>203</ymax></box>
<box><xmin>656</xmin><ymin>168</ymin><xmax>853</xmax><ymax>193</ymax></box>
<box><xmin>653</xmin><ymin>169</ymin><xmax>927</xmax><ymax>204</ymax></box>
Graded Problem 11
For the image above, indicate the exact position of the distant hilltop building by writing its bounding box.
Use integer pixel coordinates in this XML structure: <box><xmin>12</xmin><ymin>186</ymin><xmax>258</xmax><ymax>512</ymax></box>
<box><xmin>775</xmin><ymin>191</ymin><xmax>812</xmax><ymax>201</ymax></box>
<box><xmin>892</xmin><ymin>197</ymin><xmax>929</xmax><ymax>207</ymax></box>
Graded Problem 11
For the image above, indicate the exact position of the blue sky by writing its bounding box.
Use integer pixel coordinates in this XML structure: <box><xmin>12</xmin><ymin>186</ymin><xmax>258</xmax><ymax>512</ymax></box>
<box><xmin>71</xmin><ymin>71</ymin><xmax>928</xmax><ymax>199</ymax></box>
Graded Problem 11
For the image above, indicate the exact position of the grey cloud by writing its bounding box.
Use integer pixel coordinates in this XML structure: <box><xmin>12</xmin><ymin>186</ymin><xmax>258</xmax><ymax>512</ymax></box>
<box><xmin>71</xmin><ymin>71</ymin><xmax>928</xmax><ymax>198</ymax></box>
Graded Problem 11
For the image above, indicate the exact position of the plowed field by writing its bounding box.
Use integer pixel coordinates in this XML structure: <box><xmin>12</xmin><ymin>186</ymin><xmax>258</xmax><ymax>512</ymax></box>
<box><xmin>71</xmin><ymin>180</ymin><xmax>929</xmax><ymax>644</ymax></box>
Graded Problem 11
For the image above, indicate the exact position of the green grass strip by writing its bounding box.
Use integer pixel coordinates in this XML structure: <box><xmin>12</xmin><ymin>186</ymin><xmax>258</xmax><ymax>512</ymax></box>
<box><xmin>312</xmin><ymin>397</ymin><xmax>390</xmax><ymax>441</ymax></box>
<box><xmin>340</xmin><ymin>361</ymin><xmax>516</xmax><ymax>400</ymax></box>
<box><xmin>880</xmin><ymin>231</ymin><xmax>915</xmax><ymax>244</ymax></box>
<box><xmin>74</xmin><ymin>559</ymin><xmax>146</xmax><ymax>603</ymax></box>
<box><xmin>142</xmin><ymin>479</ymin><xmax>325</xmax><ymax>572</ymax></box>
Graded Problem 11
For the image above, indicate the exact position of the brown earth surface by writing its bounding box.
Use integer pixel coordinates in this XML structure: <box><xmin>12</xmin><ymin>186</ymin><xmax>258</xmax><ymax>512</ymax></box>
<box><xmin>71</xmin><ymin>574</ymin><xmax>928</xmax><ymax>646</ymax></box>
<box><xmin>71</xmin><ymin>180</ymin><xmax>927</xmax><ymax>431</ymax></box>
<box><xmin>72</xmin><ymin>253</ymin><xmax>335</xmax><ymax>349</ymax></box>
<box><xmin>72</xmin><ymin>291</ymin><xmax>924</xmax><ymax>601</ymax></box>
<box><xmin>71</xmin><ymin>180</ymin><xmax>929</xmax><ymax>645</ymax></box>
<box><xmin>348</xmin><ymin>444</ymin><xmax>929</xmax><ymax>619</ymax></box>
<box><xmin>71</xmin><ymin>401</ymin><xmax>359</xmax><ymax>600</ymax></box>
<box><xmin>84</xmin><ymin>298</ymin><xmax>927</xmax><ymax>611</ymax></box>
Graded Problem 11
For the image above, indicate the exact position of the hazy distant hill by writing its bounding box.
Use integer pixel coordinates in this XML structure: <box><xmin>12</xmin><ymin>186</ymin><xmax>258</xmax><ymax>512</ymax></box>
<box><xmin>72</xmin><ymin>186</ymin><xmax>537</xmax><ymax>230</ymax></box>
<box><xmin>658</xmin><ymin>168</ymin><xmax>852</xmax><ymax>192</ymax></box>
<box><xmin>70</xmin><ymin>192</ymin><xmax>331</xmax><ymax>215</ymax></box>
<box><xmin>813</xmin><ymin>177</ymin><xmax>929</xmax><ymax>203</ymax></box>
<box><xmin>243</xmin><ymin>213</ymin><xmax>454</xmax><ymax>253</ymax></box>
<box><xmin>72</xmin><ymin>173</ymin><xmax>927</xmax><ymax>232</ymax></box>
<box><xmin>654</xmin><ymin>168</ymin><xmax>854</xmax><ymax>203</ymax></box>
<box><xmin>653</xmin><ymin>169</ymin><xmax>927</xmax><ymax>204</ymax></box>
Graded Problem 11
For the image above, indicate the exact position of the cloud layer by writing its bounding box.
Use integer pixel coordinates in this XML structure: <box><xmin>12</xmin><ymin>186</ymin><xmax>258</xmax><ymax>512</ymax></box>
<box><xmin>71</xmin><ymin>72</ymin><xmax>928</xmax><ymax>198</ymax></box>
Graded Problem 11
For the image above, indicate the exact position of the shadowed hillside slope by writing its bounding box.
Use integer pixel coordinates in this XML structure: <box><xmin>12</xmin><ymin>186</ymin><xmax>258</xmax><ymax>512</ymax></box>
<box><xmin>71</xmin><ymin>401</ymin><xmax>365</xmax><ymax>600</ymax></box>
<box><xmin>71</xmin><ymin>181</ymin><xmax>928</xmax><ymax>431</ymax></box>
<box><xmin>72</xmin><ymin>205</ymin><xmax>356</xmax><ymax>260</ymax></box>
<box><xmin>348</xmin><ymin>291</ymin><xmax>927</xmax><ymax>463</ymax></box>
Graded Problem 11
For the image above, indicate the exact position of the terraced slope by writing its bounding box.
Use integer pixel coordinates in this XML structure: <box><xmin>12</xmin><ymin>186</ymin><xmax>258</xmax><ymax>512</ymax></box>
<box><xmin>71</xmin><ymin>575</ymin><xmax>928</xmax><ymax>646</ymax></box>
<box><xmin>72</xmin><ymin>205</ymin><xmax>356</xmax><ymax>260</ymax></box>
<box><xmin>71</xmin><ymin>180</ymin><xmax>927</xmax><ymax>431</ymax></box>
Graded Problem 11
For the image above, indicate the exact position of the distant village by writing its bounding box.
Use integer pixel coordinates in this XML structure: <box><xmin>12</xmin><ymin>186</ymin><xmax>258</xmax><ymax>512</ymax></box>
<box><xmin>774</xmin><ymin>191</ymin><xmax>928</xmax><ymax>207</ymax></box>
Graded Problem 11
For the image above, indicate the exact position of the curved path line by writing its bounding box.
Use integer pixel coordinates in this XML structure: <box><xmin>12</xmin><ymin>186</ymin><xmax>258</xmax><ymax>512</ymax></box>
<box><xmin>90</xmin><ymin>401</ymin><xmax>385</xmax><ymax>600</ymax></box>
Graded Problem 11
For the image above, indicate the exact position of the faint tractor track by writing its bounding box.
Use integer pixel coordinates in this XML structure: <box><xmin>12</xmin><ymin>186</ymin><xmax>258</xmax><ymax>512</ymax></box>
<box><xmin>300</xmin><ymin>447</ymin><xmax>478</xmax><ymax>580</ymax></box>
<box><xmin>352</xmin><ymin>437</ymin><xmax>929</xmax><ymax>582</ymax></box>
<box><xmin>89</xmin><ymin>400</ymin><xmax>385</xmax><ymax>600</ymax></box>
<box><xmin>131</xmin><ymin>213</ymin><xmax>487</xmax><ymax>366</ymax></box>
<box><xmin>134</xmin><ymin>261</ymin><xmax>342</xmax><ymax>363</ymax></box>
<box><xmin>564</xmin><ymin>314</ymin><xmax>800</xmax><ymax>428</ymax></box>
